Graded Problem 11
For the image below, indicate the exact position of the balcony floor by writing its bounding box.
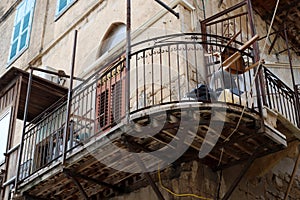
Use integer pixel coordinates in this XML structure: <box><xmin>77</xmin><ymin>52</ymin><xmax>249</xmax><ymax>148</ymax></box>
<box><xmin>17</xmin><ymin>102</ymin><xmax>287</xmax><ymax>199</ymax></box>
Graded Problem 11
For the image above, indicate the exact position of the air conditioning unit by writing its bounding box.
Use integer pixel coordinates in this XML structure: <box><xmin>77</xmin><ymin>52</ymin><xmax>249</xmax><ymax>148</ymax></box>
<box><xmin>34</xmin><ymin>66</ymin><xmax>59</xmax><ymax>84</ymax></box>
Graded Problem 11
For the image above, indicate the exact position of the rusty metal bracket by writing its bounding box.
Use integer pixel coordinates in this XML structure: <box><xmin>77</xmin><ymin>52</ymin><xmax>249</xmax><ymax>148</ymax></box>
<box><xmin>122</xmin><ymin>136</ymin><xmax>166</xmax><ymax>200</ymax></box>
<box><xmin>63</xmin><ymin>169</ymin><xmax>89</xmax><ymax>200</ymax></box>
<box><xmin>154</xmin><ymin>0</ymin><xmax>179</xmax><ymax>19</ymax></box>
<box><xmin>221</xmin><ymin>146</ymin><xmax>262</xmax><ymax>200</ymax></box>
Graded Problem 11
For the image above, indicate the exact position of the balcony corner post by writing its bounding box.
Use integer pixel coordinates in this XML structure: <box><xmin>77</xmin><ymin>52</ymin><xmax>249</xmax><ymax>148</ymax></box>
<box><xmin>246</xmin><ymin>0</ymin><xmax>266</xmax><ymax>125</ymax></box>
<box><xmin>14</xmin><ymin>67</ymin><xmax>34</xmax><ymax>192</ymax></box>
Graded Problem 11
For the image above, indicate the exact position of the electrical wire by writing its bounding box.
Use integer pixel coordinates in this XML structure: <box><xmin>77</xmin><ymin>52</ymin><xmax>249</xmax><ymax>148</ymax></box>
<box><xmin>157</xmin><ymin>166</ymin><xmax>213</xmax><ymax>200</ymax></box>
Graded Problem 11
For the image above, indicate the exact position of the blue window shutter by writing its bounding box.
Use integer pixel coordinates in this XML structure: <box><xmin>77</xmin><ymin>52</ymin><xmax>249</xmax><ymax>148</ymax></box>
<box><xmin>8</xmin><ymin>0</ymin><xmax>35</xmax><ymax>63</ymax></box>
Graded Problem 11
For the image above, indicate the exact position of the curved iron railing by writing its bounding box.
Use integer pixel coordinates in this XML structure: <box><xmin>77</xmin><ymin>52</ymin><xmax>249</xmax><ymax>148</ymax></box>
<box><xmin>264</xmin><ymin>67</ymin><xmax>300</xmax><ymax>127</ymax></box>
<box><xmin>17</xmin><ymin>33</ymin><xmax>266</xmax><ymax>181</ymax></box>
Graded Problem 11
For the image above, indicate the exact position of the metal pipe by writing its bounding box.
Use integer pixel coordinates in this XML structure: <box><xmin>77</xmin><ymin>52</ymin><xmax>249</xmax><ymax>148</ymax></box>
<box><xmin>246</xmin><ymin>0</ymin><xmax>266</xmax><ymax>119</ymax></box>
<box><xmin>123</xmin><ymin>137</ymin><xmax>166</xmax><ymax>200</ymax></box>
<box><xmin>154</xmin><ymin>0</ymin><xmax>179</xmax><ymax>19</ymax></box>
<box><xmin>63</xmin><ymin>170</ymin><xmax>89</xmax><ymax>200</ymax></box>
<box><xmin>62</xmin><ymin>30</ymin><xmax>78</xmax><ymax>165</ymax></box>
<box><xmin>14</xmin><ymin>68</ymin><xmax>34</xmax><ymax>191</ymax></box>
<box><xmin>201</xmin><ymin>1</ymin><xmax>246</xmax><ymax>24</ymax></box>
<box><xmin>222</xmin><ymin>147</ymin><xmax>260</xmax><ymax>200</ymax></box>
<box><xmin>284</xmin><ymin>22</ymin><xmax>300</xmax><ymax>128</ymax></box>
<box><xmin>125</xmin><ymin>0</ymin><xmax>131</xmax><ymax>123</ymax></box>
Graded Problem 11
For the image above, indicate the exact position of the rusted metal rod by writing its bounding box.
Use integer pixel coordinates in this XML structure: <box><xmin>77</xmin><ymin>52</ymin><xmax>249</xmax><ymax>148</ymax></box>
<box><xmin>62</xmin><ymin>30</ymin><xmax>78</xmax><ymax>165</ymax></box>
<box><xmin>63</xmin><ymin>170</ymin><xmax>89</xmax><ymax>200</ymax></box>
<box><xmin>123</xmin><ymin>137</ymin><xmax>166</xmax><ymax>200</ymax></box>
<box><xmin>154</xmin><ymin>0</ymin><xmax>179</xmax><ymax>18</ymax></box>
<box><xmin>222</xmin><ymin>147</ymin><xmax>261</xmax><ymax>200</ymax></box>
<box><xmin>14</xmin><ymin>68</ymin><xmax>34</xmax><ymax>192</ymax></box>
<box><xmin>246</xmin><ymin>0</ymin><xmax>267</xmax><ymax>127</ymax></box>
<box><xmin>125</xmin><ymin>0</ymin><xmax>131</xmax><ymax>123</ymax></box>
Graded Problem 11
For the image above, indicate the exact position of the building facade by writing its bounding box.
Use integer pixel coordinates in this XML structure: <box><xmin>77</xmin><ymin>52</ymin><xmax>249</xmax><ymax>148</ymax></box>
<box><xmin>0</xmin><ymin>0</ymin><xmax>300</xmax><ymax>199</ymax></box>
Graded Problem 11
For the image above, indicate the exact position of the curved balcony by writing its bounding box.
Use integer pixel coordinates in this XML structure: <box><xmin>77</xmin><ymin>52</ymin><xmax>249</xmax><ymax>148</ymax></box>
<box><xmin>14</xmin><ymin>33</ymin><xmax>292</xmax><ymax>199</ymax></box>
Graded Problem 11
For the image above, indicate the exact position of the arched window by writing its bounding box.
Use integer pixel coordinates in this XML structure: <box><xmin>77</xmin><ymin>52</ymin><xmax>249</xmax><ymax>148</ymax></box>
<box><xmin>98</xmin><ymin>23</ymin><xmax>126</xmax><ymax>57</ymax></box>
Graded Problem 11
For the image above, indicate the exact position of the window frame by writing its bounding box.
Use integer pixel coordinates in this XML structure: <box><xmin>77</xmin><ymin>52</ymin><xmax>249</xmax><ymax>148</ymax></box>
<box><xmin>99</xmin><ymin>23</ymin><xmax>126</xmax><ymax>57</ymax></box>
<box><xmin>55</xmin><ymin>0</ymin><xmax>77</xmax><ymax>20</ymax></box>
<box><xmin>7</xmin><ymin>0</ymin><xmax>36</xmax><ymax>66</ymax></box>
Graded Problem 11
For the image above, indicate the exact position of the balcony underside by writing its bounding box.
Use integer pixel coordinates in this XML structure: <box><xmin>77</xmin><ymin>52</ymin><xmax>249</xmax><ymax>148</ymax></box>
<box><xmin>17</xmin><ymin>102</ymin><xmax>287</xmax><ymax>200</ymax></box>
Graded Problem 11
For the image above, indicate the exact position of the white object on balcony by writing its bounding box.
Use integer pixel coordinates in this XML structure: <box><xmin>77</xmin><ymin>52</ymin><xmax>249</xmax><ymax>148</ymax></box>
<box><xmin>218</xmin><ymin>89</ymin><xmax>247</xmax><ymax>106</ymax></box>
<box><xmin>33</xmin><ymin>66</ymin><xmax>59</xmax><ymax>84</ymax></box>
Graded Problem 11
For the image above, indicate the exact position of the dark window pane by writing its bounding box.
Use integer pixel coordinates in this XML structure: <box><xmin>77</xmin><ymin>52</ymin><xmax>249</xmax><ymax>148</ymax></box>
<box><xmin>22</xmin><ymin>12</ymin><xmax>30</xmax><ymax>31</ymax></box>
<box><xmin>19</xmin><ymin>30</ymin><xmax>28</xmax><ymax>51</ymax></box>
<box><xmin>13</xmin><ymin>22</ymin><xmax>21</xmax><ymax>40</ymax></box>
<box><xmin>10</xmin><ymin>41</ymin><xmax>18</xmax><ymax>60</ymax></box>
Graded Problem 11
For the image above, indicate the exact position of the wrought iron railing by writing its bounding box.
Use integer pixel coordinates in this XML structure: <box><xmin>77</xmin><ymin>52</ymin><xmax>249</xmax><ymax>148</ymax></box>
<box><xmin>18</xmin><ymin>58</ymin><xmax>127</xmax><ymax>181</ymax></box>
<box><xmin>129</xmin><ymin>33</ymin><xmax>258</xmax><ymax>112</ymax></box>
<box><xmin>264</xmin><ymin>67</ymin><xmax>300</xmax><ymax>127</ymax></box>
<box><xmin>18</xmin><ymin>33</ymin><xmax>262</xmax><ymax>181</ymax></box>
<box><xmin>16</xmin><ymin>0</ymin><xmax>300</xmax><ymax>187</ymax></box>
<box><xmin>19</xmin><ymin>101</ymin><xmax>67</xmax><ymax>180</ymax></box>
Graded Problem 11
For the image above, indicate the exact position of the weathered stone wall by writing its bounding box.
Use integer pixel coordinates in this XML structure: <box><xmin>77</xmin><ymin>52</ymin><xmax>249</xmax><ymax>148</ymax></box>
<box><xmin>110</xmin><ymin>142</ymin><xmax>300</xmax><ymax>200</ymax></box>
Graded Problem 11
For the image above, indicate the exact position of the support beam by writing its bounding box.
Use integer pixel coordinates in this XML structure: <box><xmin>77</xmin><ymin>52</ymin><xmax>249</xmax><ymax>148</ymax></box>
<box><xmin>122</xmin><ymin>136</ymin><xmax>166</xmax><ymax>200</ymax></box>
<box><xmin>221</xmin><ymin>147</ymin><xmax>261</xmax><ymax>200</ymax></box>
<box><xmin>268</xmin><ymin>11</ymin><xmax>289</xmax><ymax>55</ymax></box>
<box><xmin>63</xmin><ymin>170</ymin><xmax>89</xmax><ymax>200</ymax></box>
<box><xmin>63</xmin><ymin>169</ymin><xmax>125</xmax><ymax>193</ymax></box>
<box><xmin>154</xmin><ymin>0</ymin><xmax>179</xmax><ymax>19</ymax></box>
<box><xmin>268</xmin><ymin>30</ymin><xmax>280</xmax><ymax>55</ymax></box>
<box><xmin>15</xmin><ymin>68</ymin><xmax>34</xmax><ymax>192</ymax></box>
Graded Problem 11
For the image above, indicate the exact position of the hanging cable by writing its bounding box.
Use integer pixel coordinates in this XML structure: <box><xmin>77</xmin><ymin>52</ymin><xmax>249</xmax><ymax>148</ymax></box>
<box><xmin>158</xmin><ymin>166</ymin><xmax>213</xmax><ymax>200</ymax></box>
